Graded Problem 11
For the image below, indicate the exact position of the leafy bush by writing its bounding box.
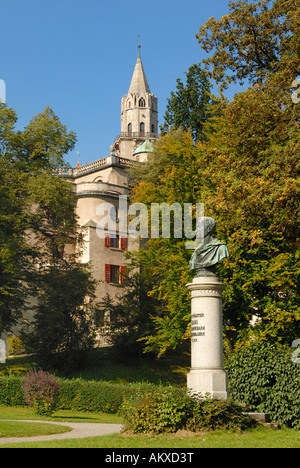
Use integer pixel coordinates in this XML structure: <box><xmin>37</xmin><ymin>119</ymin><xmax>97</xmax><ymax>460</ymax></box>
<box><xmin>23</xmin><ymin>370</ymin><xmax>60</xmax><ymax>416</ymax></box>
<box><xmin>122</xmin><ymin>387</ymin><xmax>190</xmax><ymax>434</ymax></box>
<box><xmin>0</xmin><ymin>375</ymin><xmax>156</xmax><ymax>414</ymax></box>
<box><xmin>185</xmin><ymin>396</ymin><xmax>256</xmax><ymax>432</ymax></box>
<box><xmin>0</xmin><ymin>376</ymin><xmax>25</xmax><ymax>406</ymax></box>
<box><xmin>226</xmin><ymin>341</ymin><xmax>300</xmax><ymax>429</ymax></box>
<box><xmin>6</xmin><ymin>337</ymin><xmax>25</xmax><ymax>356</ymax></box>
<box><xmin>121</xmin><ymin>387</ymin><xmax>256</xmax><ymax>434</ymax></box>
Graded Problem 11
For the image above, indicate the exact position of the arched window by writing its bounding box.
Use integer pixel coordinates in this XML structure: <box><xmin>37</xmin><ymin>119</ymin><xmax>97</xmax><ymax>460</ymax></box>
<box><xmin>151</xmin><ymin>124</ymin><xmax>155</xmax><ymax>134</ymax></box>
<box><xmin>140</xmin><ymin>122</ymin><xmax>145</xmax><ymax>134</ymax></box>
<box><xmin>139</xmin><ymin>98</ymin><xmax>145</xmax><ymax>108</ymax></box>
<box><xmin>128</xmin><ymin>123</ymin><xmax>132</xmax><ymax>135</ymax></box>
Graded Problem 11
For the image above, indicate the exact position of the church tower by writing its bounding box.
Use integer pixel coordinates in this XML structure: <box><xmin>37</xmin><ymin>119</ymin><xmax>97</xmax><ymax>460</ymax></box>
<box><xmin>113</xmin><ymin>45</ymin><xmax>158</xmax><ymax>160</ymax></box>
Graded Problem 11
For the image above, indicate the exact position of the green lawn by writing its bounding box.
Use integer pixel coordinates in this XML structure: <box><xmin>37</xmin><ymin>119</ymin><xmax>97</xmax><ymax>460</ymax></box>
<box><xmin>0</xmin><ymin>406</ymin><xmax>120</xmax><ymax>442</ymax></box>
<box><xmin>0</xmin><ymin>426</ymin><xmax>299</xmax><ymax>448</ymax></box>
<box><xmin>0</xmin><ymin>406</ymin><xmax>299</xmax><ymax>448</ymax></box>
<box><xmin>1</xmin><ymin>351</ymin><xmax>299</xmax><ymax>448</ymax></box>
<box><xmin>0</xmin><ymin>406</ymin><xmax>122</xmax><ymax>424</ymax></box>
<box><xmin>0</xmin><ymin>420</ymin><xmax>71</xmax><ymax>438</ymax></box>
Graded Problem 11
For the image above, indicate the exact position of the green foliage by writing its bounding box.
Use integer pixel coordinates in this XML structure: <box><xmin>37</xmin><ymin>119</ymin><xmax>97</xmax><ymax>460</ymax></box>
<box><xmin>0</xmin><ymin>156</ymin><xmax>31</xmax><ymax>334</ymax></box>
<box><xmin>0</xmin><ymin>375</ymin><xmax>157</xmax><ymax>415</ymax></box>
<box><xmin>6</xmin><ymin>337</ymin><xmax>25</xmax><ymax>356</ymax></box>
<box><xmin>122</xmin><ymin>387</ymin><xmax>189</xmax><ymax>434</ymax></box>
<box><xmin>27</xmin><ymin>265</ymin><xmax>97</xmax><ymax>372</ymax></box>
<box><xmin>226</xmin><ymin>341</ymin><xmax>300</xmax><ymax>429</ymax></box>
<box><xmin>0</xmin><ymin>103</ymin><xmax>78</xmax><ymax>336</ymax></box>
<box><xmin>130</xmin><ymin>115</ymin><xmax>300</xmax><ymax>353</ymax></box>
<box><xmin>23</xmin><ymin>369</ymin><xmax>60</xmax><ymax>416</ymax></box>
<box><xmin>122</xmin><ymin>387</ymin><xmax>256</xmax><ymax>434</ymax></box>
<box><xmin>160</xmin><ymin>63</ymin><xmax>213</xmax><ymax>142</ymax></box>
<box><xmin>197</xmin><ymin>0</ymin><xmax>300</xmax><ymax>91</ymax></box>
<box><xmin>201</xmin><ymin>90</ymin><xmax>300</xmax><ymax>346</ymax></box>
<box><xmin>129</xmin><ymin>130</ymin><xmax>201</xmax><ymax>356</ymax></box>
<box><xmin>27</xmin><ymin>170</ymin><xmax>80</xmax><ymax>258</ymax></box>
<box><xmin>57</xmin><ymin>379</ymin><xmax>140</xmax><ymax>414</ymax></box>
<box><xmin>0</xmin><ymin>376</ymin><xmax>26</xmax><ymax>406</ymax></box>
<box><xmin>0</xmin><ymin>355</ymin><xmax>35</xmax><ymax>377</ymax></box>
<box><xmin>96</xmin><ymin>272</ymin><xmax>157</xmax><ymax>358</ymax></box>
<box><xmin>12</xmin><ymin>106</ymin><xmax>76</xmax><ymax>170</ymax></box>
<box><xmin>0</xmin><ymin>103</ymin><xmax>97</xmax><ymax>365</ymax></box>
<box><xmin>128</xmin><ymin>0</ymin><xmax>300</xmax><ymax>354</ymax></box>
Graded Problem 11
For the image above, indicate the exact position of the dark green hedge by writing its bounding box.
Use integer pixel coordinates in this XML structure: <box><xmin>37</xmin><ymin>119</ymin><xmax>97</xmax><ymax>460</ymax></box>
<box><xmin>0</xmin><ymin>376</ymin><xmax>155</xmax><ymax>415</ymax></box>
<box><xmin>0</xmin><ymin>376</ymin><xmax>25</xmax><ymax>407</ymax></box>
<box><xmin>0</xmin><ymin>341</ymin><xmax>299</xmax><ymax>429</ymax></box>
<box><xmin>226</xmin><ymin>341</ymin><xmax>300</xmax><ymax>429</ymax></box>
<box><xmin>56</xmin><ymin>379</ymin><xmax>151</xmax><ymax>414</ymax></box>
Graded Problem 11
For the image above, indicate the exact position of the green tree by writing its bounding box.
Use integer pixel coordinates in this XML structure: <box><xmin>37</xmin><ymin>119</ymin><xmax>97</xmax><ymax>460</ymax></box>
<box><xmin>0</xmin><ymin>105</ymin><xmax>39</xmax><ymax>334</ymax></box>
<box><xmin>0</xmin><ymin>158</ymin><xmax>30</xmax><ymax>334</ymax></box>
<box><xmin>96</xmin><ymin>271</ymin><xmax>158</xmax><ymax>358</ymax></box>
<box><xmin>27</xmin><ymin>170</ymin><xmax>80</xmax><ymax>266</ymax></box>
<box><xmin>129</xmin><ymin>130</ymin><xmax>203</xmax><ymax>356</ymax></box>
<box><xmin>160</xmin><ymin>64</ymin><xmax>213</xmax><ymax>142</ymax></box>
<box><xmin>128</xmin><ymin>0</ymin><xmax>300</xmax><ymax>353</ymax></box>
<box><xmin>200</xmin><ymin>91</ymin><xmax>300</xmax><ymax>347</ymax></box>
<box><xmin>0</xmin><ymin>104</ymin><xmax>97</xmax><ymax>366</ymax></box>
<box><xmin>29</xmin><ymin>265</ymin><xmax>97</xmax><ymax>371</ymax></box>
<box><xmin>197</xmin><ymin>0</ymin><xmax>300</xmax><ymax>91</ymax></box>
<box><xmin>10</xmin><ymin>106</ymin><xmax>76</xmax><ymax>171</ymax></box>
<box><xmin>195</xmin><ymin>0</ymin><xmax>300</xmax><ymax>346</ymax></box>
<box><xmin>131</xmin><ymin>116</ymin><xmax>299</xmax><ymax>354</ymax></box>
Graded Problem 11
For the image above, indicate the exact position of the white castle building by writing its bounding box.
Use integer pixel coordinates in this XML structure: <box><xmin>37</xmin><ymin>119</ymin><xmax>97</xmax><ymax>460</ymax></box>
<box><xmin>58</xmin><ymin>46</ymin><xmax>158</xmax><ymax>305</ymax></box>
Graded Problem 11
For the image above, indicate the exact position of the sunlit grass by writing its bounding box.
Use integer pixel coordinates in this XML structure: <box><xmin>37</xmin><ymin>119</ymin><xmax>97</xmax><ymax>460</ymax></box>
<box><xmin>0</xmin><ymin>420</ymin><xmax>71</xmax><ymax>438</ymax></box>
<box><xmin>0</xmin><ymin>406</ymin><xmax>122</xmax><ymax>424</ymax></box>
<box><xmin>1</xmin><ymin>426</ymin><xmax>299</xmax><ymax>448</ymax></box>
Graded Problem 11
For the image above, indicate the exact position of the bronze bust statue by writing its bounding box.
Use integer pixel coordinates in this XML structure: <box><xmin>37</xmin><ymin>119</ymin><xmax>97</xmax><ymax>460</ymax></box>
<box><xmin>189</xmin><ymin>217</ymin><xmax>229</xmax><ymax>276</ymax></box>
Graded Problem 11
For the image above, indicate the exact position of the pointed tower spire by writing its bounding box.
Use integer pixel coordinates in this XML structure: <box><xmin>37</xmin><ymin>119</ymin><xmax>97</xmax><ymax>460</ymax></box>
<box><xmin>128</xmin><ymin>41</ymin><xmax>150</xmax><ymax>95</ymax></box>
<box><xmin>114</xmin><ymin>44</ymin><xmax>158</xmax><ymax>160</ymax></box>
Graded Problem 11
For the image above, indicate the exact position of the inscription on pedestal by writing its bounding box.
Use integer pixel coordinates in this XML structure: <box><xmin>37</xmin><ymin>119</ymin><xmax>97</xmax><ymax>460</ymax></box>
<box><xmin>187</xmin><ymin>273</ymin><xmax>229</xmax><ymax>399</ymax></box>
<box><xmin>191</xmin><ymin>312</ymin><xmax>205</xmax><ymax>342</ymax></box>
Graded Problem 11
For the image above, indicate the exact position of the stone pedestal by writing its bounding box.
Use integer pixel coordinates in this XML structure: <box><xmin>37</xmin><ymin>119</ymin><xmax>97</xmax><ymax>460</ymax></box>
<box><xmin>187</xmin><ymin>275</ymin><xmax>228</xmax><ymax>400</ymax></box>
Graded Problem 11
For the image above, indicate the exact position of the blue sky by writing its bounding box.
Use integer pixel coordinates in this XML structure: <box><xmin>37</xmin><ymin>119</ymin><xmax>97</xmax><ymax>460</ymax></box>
<box><xmin>0</xmin><ymin>0</ymin><xmax>233</xmax><ymax>166</ymax></box>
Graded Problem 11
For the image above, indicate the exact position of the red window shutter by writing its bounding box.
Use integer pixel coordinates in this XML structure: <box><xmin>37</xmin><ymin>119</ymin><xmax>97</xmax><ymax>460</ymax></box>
<box><xmin>120</xmin><ymin>266</ymin><xmax>127</xmax><ymax>284</ymax></box>
<box><xmin>105</xmin><ymin>233</ymin><xmax>111</xmax><ymax>247</ymax></box>
<box><xmin>120</xmin><ymin>236</ymin><xmax>127</xmax><ymax>250</ymax></box>
<box><xmin>105</xmin><ymin>264</ymin><xmax>111</xmax><ymax>282</ymax></box>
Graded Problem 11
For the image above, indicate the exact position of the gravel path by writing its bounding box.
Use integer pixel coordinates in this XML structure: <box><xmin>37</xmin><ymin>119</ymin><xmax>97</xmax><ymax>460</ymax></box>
<box><xmin>0</xmin><ymin>420</ymin><xmax>122</xmax><ymax>445</ymax></box>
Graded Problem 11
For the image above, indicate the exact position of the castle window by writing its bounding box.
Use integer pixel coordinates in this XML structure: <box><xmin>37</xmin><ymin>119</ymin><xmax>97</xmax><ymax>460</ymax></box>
<box><xmin>104</xmin><ymin>234</ymin><xmax>127</xmax><ymax>249</ymax></box>
<box><xmin>128</xmin><ymin>123</ymin><xmax>132</xmax><ymax>135</ymax></box>
<box><xmin>139</xmin><ymin>98</ymin><xmax>145</xmax><ymax>108</ymax></box>
<box><xmin>151</xmin><ymin>124</ymin><xmax>155</xmax><ymax>134</ymax></box>
<box><xmin>105</xmin><ymin>233</ymin><xmax>119</xmax><ymax>248</ymax></box>
<box><xmin>140</xmin><ymin>122</ymin><xmax>145</xmax><ymax>134</ymax></box>
<box><xmin>105</xmin><ymin>264</ymin><xmax>127</xmax><ymax>284</ymax></box>
<box><xmin>111</xmin><ymin>265</ymin><xmax>120</xmax><ymax>283</ymax></box>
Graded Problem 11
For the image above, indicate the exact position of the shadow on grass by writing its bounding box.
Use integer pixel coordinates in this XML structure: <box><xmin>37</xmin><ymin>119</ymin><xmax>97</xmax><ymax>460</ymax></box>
<box><xmin>1</xmin><ymin>345</ymin><xmax>191</xmax><ymax>387</ymax></box>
